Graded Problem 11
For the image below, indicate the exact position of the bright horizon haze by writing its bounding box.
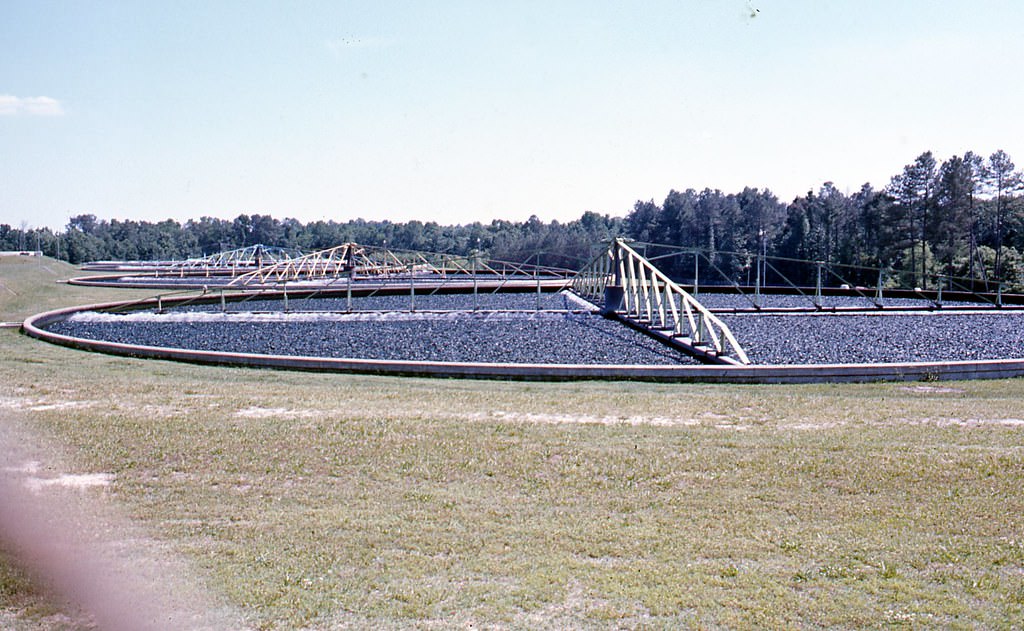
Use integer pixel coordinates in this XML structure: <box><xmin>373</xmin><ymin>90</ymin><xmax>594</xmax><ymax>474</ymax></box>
<box><xmin>3</xmin><ymin>1</ymin><xmax>1023</xmax><ymax>232</ymax></box>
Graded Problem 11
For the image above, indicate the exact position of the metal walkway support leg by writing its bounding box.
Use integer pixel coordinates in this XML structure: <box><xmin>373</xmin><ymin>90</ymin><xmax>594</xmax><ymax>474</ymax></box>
<box><xmin>535</xmin><ymin>272</ymin><xmax>542</xmax><ymax>311</ymax></box>
<box><xmin>815</xmin><ymin>262</ymin><xmax>823</xmax><ymax>308</ymax></box>
<box><xmin>875</xmin><ymin>268</ymin><xmax>885</xmax><ymax>308</ymax></box>
<box><xmin>693</xmin><ymin>252</ymin><xmax>700</xmax><ymax>296</ymax></box>
<box><xmin>754</xmin><ymin>253</ymin><xmax>762</xmax><ymax>309</ymax></box>
<box><xmin>602</xmin><ymin>241</ymin><xmax>624</xmax><ymax>314</ymax></box>
<box><xmin>472</xmin><ymin>250</ymin><xmax>479</xmax><ymax>311</ymax></box>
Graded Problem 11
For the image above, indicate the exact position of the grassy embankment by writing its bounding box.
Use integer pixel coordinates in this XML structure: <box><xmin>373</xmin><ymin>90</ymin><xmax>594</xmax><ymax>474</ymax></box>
<box><xmin>1</xmin><ymin>255</ymin><xmax>1022</xmax><ymax>629</ymax></box>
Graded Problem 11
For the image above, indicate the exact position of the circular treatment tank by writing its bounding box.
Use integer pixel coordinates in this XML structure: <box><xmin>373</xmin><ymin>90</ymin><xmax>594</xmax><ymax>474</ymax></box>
<box><xmin>22</xmin><ymin>288</ymin><xmax>1024</xmax><ymax>383</ymax></box>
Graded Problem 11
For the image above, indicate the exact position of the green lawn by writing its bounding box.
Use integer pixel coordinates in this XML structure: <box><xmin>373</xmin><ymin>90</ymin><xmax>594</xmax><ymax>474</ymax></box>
<box><xmin>1</xmin><ymin>256</ymin><xmax>1022</xmax><ymax>629</ymax></box>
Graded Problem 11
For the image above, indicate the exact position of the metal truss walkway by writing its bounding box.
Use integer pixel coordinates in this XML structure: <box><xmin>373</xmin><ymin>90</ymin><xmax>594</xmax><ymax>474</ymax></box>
<box><xmin>226</xmin><ymin>242</ymin><xmax>573</xmax><ymax>288</ymax></box>
<box><xmin>180</xmin><ymin>244</ymin><xmax>303</xmax><ymax>269</ymax></box>
<box><xmin>572</xmin><ymin>238</ymin><xmax>750</xmax><ymax>365</ymax></box>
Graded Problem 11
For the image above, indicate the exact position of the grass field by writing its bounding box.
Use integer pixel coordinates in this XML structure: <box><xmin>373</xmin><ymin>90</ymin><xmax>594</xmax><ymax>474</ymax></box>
<box><xmin>1</xmin><ymin>256</ymin><xmax>1023</xmax><ymax>629</ymax></box>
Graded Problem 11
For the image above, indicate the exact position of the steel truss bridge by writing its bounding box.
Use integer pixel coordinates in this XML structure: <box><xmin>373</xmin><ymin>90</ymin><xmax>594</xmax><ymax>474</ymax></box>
<box><xmin>179</xmin><ymin>244</ymin><xmax>303</xmax><ymax>270</ymax></box>
<box><xmin>225</xmin><ymin>242</ymin><xmax>572</xmax><ymax>288</ymax></box>
<box><xmin>69</xmin><ymin>243</ymin><xmax>577</xmax><ymax>298</ymax></box>
<box><xmin>79</xmin><ymin>244</ymin><xmax>303</xmax><ymax>273</ymax></box>
<box><xmin>573</xmin><ymin>239</ymin><xmax>750</xmax><ymax>365</ymax></box>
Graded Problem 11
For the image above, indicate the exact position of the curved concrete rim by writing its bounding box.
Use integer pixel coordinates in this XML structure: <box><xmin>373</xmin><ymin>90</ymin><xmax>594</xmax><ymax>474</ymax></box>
<box><xmin>20</xmin><ymin>296</ymin><xmax>1024</xmax><ymax>384</ymax></box>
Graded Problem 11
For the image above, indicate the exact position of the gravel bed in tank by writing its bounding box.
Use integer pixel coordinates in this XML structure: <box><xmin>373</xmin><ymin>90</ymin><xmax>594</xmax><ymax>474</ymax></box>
<box><xmin>46</xmin><ymin>309</ymin><xmax>698</xmax><ymax>365</ymax></box>
<box><xmin>41</xmin><ymin>289</ymin><xmax>1024</xmax><ymax>366</ymax></box>
<box><xmin>719</xmin><ymin>310</ymin><xmax>1024</xmax><ymax>364</ymax></box>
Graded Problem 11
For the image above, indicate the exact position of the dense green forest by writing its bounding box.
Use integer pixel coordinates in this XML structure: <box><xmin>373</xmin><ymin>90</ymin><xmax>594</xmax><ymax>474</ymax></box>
<box><xmin>3</xmin><ymin>149</ymin><xmax>1022</xmax><ymax>289</ymax></box>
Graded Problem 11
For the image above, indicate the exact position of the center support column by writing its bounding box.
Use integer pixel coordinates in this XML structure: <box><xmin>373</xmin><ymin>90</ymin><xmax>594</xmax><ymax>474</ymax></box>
<box><xmin>602</xmin><ymin>239</ymin><xmax>625</xmax><ymax>314</ymax></box>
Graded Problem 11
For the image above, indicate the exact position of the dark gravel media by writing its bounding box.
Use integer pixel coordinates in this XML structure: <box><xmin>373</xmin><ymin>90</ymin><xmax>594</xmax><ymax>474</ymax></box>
<box><xmin>50</xmin><ymin>310</ymin><xmax>698</xmax><ymax>366</ymax></box>
<box><xmin>44</xmin><ymin>290</ymin><xmax>1024</xmax><ymax>366</ymax></box>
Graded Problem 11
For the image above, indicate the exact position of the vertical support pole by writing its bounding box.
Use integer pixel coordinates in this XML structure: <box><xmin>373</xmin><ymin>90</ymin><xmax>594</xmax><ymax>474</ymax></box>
<box><xmin>693</xmin><ymin>251</ymin><xmax>700</xmax><ymax>296</ymax></box>
<box><xmin>754</xmin><ymin>253</ymin><xmax>762</xmax><ymax>308</ymax></box>
<box><xmin>876</xmin><ymin>268</ymin><xmax>884</xmax><ymax>307</ymax></box>
<box><xmin>602</xmin><ymin>239</ymin><xmax>625</xmax><ymax>314</ymax></box>
<box><xmin>283</xmin><ymin>284</ymin><xmax>289</xmax><ymax>312</ymax></box>
<box><xmin>346</xmin><ymin>273</ymin><xmax>352</xmax><ymax>312</ymax></box>
<box><xmin>220</xmin><ymin>289</ymin><xmax>226</xmax><ymax>313</ymax></box>
<box><xmin>536</xmin><ymin>270</ymin><xmax>541</xmax><ymax>311</ymax></box>
<box><xmin>472</xmin><ymin>250</ymin><xmax>479</xmax><ymax>311</ymax></box>
<box><xmin>937</xmin><ymin>275</ymin><xmax>943</xmax><ymax>307</ymax></box>
<box><xmin>815</xmin><ymin>262</ymin><xmax>823</xmax><ymax>308</ymax></box>
<box><xmin>998</xmin><ymin>282</ymin><xmax>1003</xmax><ymax>307</ymax></box>
<box><xmin>410</xmin><ymin>272</ymin><xmax>416</xmax><ymax>312</ymax></box>
<box><xmin>157</xmin><ymin>296</ymin><xmax>163</xmax><ymax>314</ymax></box>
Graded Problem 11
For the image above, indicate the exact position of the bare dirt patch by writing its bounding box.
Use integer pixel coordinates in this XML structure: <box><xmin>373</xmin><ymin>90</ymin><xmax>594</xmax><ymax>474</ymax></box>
<box><xmin>234</xmin><ymin>406</ymin><xmax>319</xmax><ymax>420</ymax></box>
<box><xmin>899</xmin><ymin>385</ymin><xmax>967</xmax><ymax>394</ymax></box>
<box><xmin>485</xmin><ymin>410</ymin><xmax>701</xmax><ymax>427</ymax></box>
<box><xmin>0</xmin><ymin>397</ymin><xmax>99</xmax><ymax>413</ymax></box>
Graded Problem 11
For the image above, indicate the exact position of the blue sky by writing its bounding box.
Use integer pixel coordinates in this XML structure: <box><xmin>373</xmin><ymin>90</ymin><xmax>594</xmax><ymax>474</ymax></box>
<box><xmin>3</xmin><ymin>1</ymin><xmax>1023</xmax><ymax>231</ymax></box>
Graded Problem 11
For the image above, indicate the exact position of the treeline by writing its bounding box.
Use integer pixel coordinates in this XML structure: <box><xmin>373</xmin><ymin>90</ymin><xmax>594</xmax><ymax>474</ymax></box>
<box><xmin>2</xmin><ymin>149</ymin><xmax>1021</xmax><ymax>288</ymax></box>
<box><xmin>0</xmin><ymin>211</ymin><xmax>623</xmax><ymax>270</ymax></box>
<box><xmin>625</xmin><ymin>150</ymin><xmax>1023</xmax><ymax>289</ymax></box>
